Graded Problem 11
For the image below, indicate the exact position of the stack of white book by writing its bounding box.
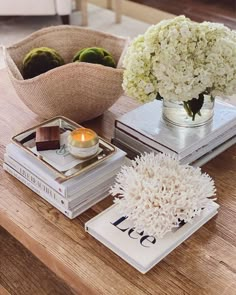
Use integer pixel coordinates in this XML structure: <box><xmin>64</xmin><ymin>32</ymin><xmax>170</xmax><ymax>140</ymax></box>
<box><xmin>3</xmin><ymin>141</ymin><xmax>126</xmax><ymax>219</ymax></box>
<box><xmin>112</xmin><ymin>99</ymin><xmax>236</xmax><ymax>166</ymax></box>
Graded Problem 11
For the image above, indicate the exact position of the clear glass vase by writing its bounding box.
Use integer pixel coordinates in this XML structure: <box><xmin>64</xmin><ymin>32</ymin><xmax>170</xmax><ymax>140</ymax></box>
<box><xmin>162</xmin><ymin>95</ymin><xmax>214</xmax><ymax>127</ymax></box>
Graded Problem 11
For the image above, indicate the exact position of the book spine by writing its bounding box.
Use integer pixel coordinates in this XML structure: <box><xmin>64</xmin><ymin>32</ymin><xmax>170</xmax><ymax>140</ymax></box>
<box><xmin>3</xmin><ymin>163</ymin><xmax>73</xmax><ymax>219</ymax></box>
<box><xmin>115</xmin><ymin>123</ymin><xmax>178</xmax><ymax>157</ymax></box>
<box><xmin>179</xmin><ymin>118</ymin><xmax>236</xmax><ymax>159</ymax></box>
<box><xmin>114</xmin><ymin>128</ymin><xmax>155</xmax><ymax>153</ymax></box>
<box><xmin>181</xmin><ymin>127</ymin><xmax>236</xmax><ymax>165</ymax></box>
<box><xmin>6</xmin><ymin>145</ymin><xmax>68</xmax><ymax>197</ymax></box>
<box><xmin>191</xmin><ymin>136</ymin><xmax>236</xmax><ymax>167</ymax></box>
<box><xmin>4</xmin><ymin>153</ymin><xmax>121</xmax><ymax>210</ymax></box>
<box><xmin>70</xmin><ymin>188</ymin><xmax>110</xmax><ymax>219</ymax></box>
<box><xmin>67</xmin><ymin>174</ymin><xmax>117</xmax><ymax>209</ymax></box>
<box><xmin>4</xmin><ymin>154</ymin><xmax>71</xmax><ymax>209</ymax></box>
<box><xmin>111</xmin><ymin>138</ymin><xmax>140</xmax><ymax>160</ymax></box>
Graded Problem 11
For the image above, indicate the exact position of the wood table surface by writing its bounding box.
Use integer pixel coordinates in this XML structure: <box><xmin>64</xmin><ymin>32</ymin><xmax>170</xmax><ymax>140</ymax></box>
<box><xmin>0</xmin><ymin>68</ymin><xmax>236</xmax><ymax>295</ymax></box>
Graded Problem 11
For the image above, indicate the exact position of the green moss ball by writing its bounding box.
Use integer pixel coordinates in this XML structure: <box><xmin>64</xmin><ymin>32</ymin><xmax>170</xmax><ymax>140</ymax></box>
<box><xmin>73</xmin><ymin>47</ymin><xmax>116</xmax><ymax>68</ymax></box>
<box><xmin>22</xmin><ymin>47</ymin><xmax>64</xmax><ymax>79</ymax></box>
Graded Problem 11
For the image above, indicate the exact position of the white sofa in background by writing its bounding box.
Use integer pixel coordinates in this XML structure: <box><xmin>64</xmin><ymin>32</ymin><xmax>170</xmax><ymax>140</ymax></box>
<box><xmin>0</xmin><ymin>0</ymin><xmax>72</xmax><ymax>24</ymax></box>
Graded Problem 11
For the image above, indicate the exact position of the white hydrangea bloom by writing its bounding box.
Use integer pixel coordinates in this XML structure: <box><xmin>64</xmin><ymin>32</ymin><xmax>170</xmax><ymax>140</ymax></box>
<box><xmin>122</xmin><ymin>15</ymin><xmax>236</xmax><ymax>103</ymax></box>
<box><xmin>110</xmin><ymin>153</ymin><xmax>216</xmax><ymax>239</ymax></box>
<box><xmin>123</xmin><ymin>35</ymin><xmax>158</xmax><ymax>102</ymax></box>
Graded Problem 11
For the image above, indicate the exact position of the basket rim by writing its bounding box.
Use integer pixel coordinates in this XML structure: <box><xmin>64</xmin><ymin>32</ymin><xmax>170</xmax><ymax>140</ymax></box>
<box><xmin>4</xmin><ymin>25</ymin><xmax>129</xmax><ymax>82</ymax></box>
<box><xmin>5</xmin><ymin>60</ymin><xmax>124</xmax><ymax>84</ymax></box>
<box><xmin>6</xmin><ymin>25</ymin><xmax>129</xmax><ymax>51</ymax></box>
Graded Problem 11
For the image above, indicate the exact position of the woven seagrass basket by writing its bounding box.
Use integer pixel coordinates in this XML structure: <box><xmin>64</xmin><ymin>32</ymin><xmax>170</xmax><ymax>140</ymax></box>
<box><xmin>4</xmin><ymin>26</ymin><xmax>129</xmax><ymax>122</ymax></box>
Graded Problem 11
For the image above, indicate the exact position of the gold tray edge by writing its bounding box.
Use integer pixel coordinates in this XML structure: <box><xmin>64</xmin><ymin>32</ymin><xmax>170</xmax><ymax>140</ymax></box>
<box><xmin>11</xmin><ymin>116</ymin><xmax>116</xmax><ymax>181</ymax></box>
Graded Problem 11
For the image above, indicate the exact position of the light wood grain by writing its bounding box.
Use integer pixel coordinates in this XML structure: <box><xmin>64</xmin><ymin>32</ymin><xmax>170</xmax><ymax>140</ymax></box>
<box><xmin>114</xmin><ymin>0</ymin><xmax>122</xmax><ymax>23</ymax></box>
<box><xmin>80</xmin><ymin>0</ymin><xmax>88</xmax><ymax>26</ymax></box>
<box><xmin>0</xmin><ymin>285</ymin><xmax>11</xmax><ymax>295</ymax></box>
<box><xmin>106</xmin><ymin>0</ymin><xmax>112</xmax><ymax>9</ymax></box>
<box><xmin>0</xmin><ymin>68</ymin><xmax>236</xmax><ymax>294</ymax></box>
<box><xmin>0</xmin><ymin>226</ymin><xmax>76</xmax><ymax>295</ymax></box>
<box><xmin>77</xmin><ymin>0</ymin><xmax>122</xmax><ymax>26</ymax></box>
<box><xmin>75</xmin><ymin>0</ymin><xmax>88</xmax><ymax>26</ymax></box>
<box><xmin>105</xmin><ymin>0</ymin><xmax>122</xmax><ymax>23</ymax></box>
<box><xmin>90</xmin><ymin>0</ymin><xmax>175</xmax><ymax>24</ymax></box>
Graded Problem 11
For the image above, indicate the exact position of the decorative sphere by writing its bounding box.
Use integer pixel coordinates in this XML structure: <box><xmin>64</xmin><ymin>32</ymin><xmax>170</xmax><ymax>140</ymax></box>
<box><xmin>73</xmin><ymin>47</ymin><xmax>116</xmax><ymax>68</ymax></box>
<box><xmin>22</xmin><ymin>47</ymin><xmax>64</xmax><ymax>79</ymax></box>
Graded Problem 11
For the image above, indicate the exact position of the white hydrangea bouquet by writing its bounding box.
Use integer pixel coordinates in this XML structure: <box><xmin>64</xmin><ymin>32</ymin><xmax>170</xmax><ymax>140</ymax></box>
<box><xmin>123</xmin><ymin>16</ymin><xmax>236</xmax><ymax>121</ymax></box>
<box><xmin>110</xmin><ymin>153</ymin><xmax>216</xmax><ymax>239</ymax></box>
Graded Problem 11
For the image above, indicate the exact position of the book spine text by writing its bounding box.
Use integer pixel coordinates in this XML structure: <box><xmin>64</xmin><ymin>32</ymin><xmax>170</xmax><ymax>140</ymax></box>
<box><xmin>3</xmin><ymin>163</ymin><xmax>72</xmax><ymax>218</ymax></box>
<box><xmin>6</xmin><ymin>145</ymin><xmax>68</xmax><ymax>197</ymax></box>
<box><xmin>4</xmin><ymin>155</ymin><xmax>71</xmax><ymax>209</ymax></box>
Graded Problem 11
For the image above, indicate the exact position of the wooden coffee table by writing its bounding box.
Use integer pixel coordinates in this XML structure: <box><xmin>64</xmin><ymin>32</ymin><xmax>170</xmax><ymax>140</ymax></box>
<box><xmin>0</xmin><ymin>68</ymin><xmax>236</xmax><ymax>294</ymax></box>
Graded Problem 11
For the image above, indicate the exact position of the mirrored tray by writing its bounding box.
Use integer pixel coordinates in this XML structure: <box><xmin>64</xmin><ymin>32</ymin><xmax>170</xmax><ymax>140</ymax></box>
<box><xmin>12</xmin><ymin>116</ymin><xmax>116</xmax><ymax>181</ymax></box>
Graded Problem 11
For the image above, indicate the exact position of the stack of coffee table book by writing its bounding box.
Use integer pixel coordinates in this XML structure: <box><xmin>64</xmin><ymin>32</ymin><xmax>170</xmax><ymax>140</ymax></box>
<box><xmin>3</xmin><ymin>117</ymin><xmax>126</xmax><ymax>219</ymax></box>
<box><xmin>112</xmin><ymin>99</ymin><xmax>236</xmax><ymax>167</ymax></box>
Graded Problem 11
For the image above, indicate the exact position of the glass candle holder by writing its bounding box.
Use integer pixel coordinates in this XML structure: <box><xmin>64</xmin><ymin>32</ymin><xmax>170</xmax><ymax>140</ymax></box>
<box><xmin>68</xmin><ymin>128</ymin><xmax>99</xmax><ymax>159</ymax></box>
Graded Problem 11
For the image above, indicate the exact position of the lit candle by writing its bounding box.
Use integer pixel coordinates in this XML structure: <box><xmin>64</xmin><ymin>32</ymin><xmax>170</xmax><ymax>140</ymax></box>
<box><xmin>68</xmin><ymin>128</ymin><xmax>99</xmax><ymax>159</ymax></box>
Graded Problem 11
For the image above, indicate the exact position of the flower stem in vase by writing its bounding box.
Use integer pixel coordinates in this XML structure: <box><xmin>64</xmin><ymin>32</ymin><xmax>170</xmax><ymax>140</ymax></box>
<box><xmin>185</xmin><ymin>93</ymin><xmax>204</xmax><ymax>121</ymax></box>
<box><xmin>183</xmin><ymin>101</ymin><xmax>193</xmax><ymax>118</ymax></box>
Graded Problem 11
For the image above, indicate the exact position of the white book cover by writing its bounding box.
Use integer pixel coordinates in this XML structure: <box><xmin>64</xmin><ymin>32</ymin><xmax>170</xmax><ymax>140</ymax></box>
<box><xmin>86</xmin><ymin>202</ymin><xmax>219</xmax><ymax>273</ymax></box>
<box><xmin>6</xmin><ymin>143</ymin><xmax>126</xmax><ymax>197</ymax></box>
<box><xmin>115</xmin><ymin>99</ymin><xmax>236</xmax><ymax>159</ymax></box>
<box><xmin>3</xmin><ymin>163</ymin><xmax>113</xmax><ymax>219</ymax></box>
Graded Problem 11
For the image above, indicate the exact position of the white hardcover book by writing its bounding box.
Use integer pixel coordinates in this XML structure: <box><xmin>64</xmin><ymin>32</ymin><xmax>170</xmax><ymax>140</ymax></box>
<box><xmin>114</xmin><ymin>126</ymin><xmax>236</xmax><ymax>165</ymax></box>
<box><xmin>115</xmin><ymin>99</ymin><xmax>236</xmax><ymax>160</ymax></box>
<box><xmin>4</xmin><ymin>153</ymin><xmax>120</xmax><ymax>210</ymax></box>
<box><xmin>66</xmin><ymin>175</ymin><xmax>116</xmax><ymax>209</ymax></box>
<box><xmin>6</xmin><ymin>143</ymin><xmax>126</xmax><ymax>198</ymax></box>
<box><xmin>112</xmin><ymin>136</ymin><xmax>236</xmax><ymax>167</ymax></box>
<box><xmin>181</xmin><ymin>133</ymin><xmax>236</xmax><ymax>165</ymax></box>
<box><xmin>4</xmin><ymin>153</ymin><xmax>68</xmax><ymax>207</ymax></box>
<box><xmin>114</xmin><ymin>128</ymin><xmax>155</xmax><ymax>154</ymax></box>
<box><xmin>85</xmin><ymin>202</ymin><xmax>219</xmax><ymax>273</ymax></box>
<box><xmin>3</xmin><ymin>163</ymin><xmax>113</xmax><ymax>219</ymax></box>
<box><xmin>192</xmin><ymin>136</ymin><xmax>236</xmax><ymax>167</ymax></box>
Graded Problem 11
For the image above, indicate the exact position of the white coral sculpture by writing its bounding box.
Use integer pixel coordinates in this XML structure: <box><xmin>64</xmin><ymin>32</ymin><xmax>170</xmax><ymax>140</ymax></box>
<box><xmin>110</xmin><ymin>153</ymin><xmax>216</xmax><ymax>239</ymax></box>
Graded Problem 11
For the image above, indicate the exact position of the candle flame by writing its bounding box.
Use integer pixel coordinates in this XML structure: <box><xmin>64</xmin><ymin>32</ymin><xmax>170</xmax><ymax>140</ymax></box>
<box><xmin>81</xmin><ymin>133</ymin><xmax>86</xmax><ymax>141</ymax></box>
